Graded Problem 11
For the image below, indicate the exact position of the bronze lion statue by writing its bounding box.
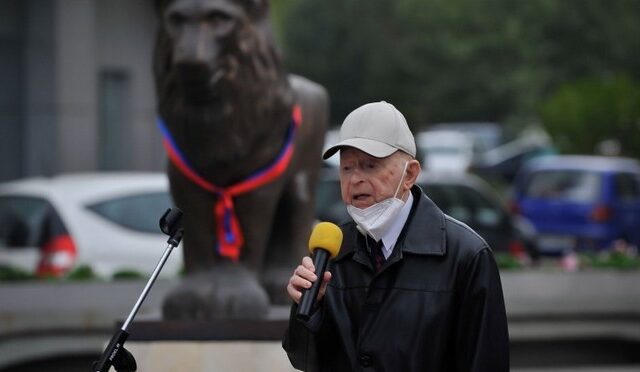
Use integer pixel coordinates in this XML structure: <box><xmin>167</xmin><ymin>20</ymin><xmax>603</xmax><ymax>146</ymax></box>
<box><xmin>153</xmin><ymin>0</ymin><xmax>329</xmax><ymax>319</ymax></box>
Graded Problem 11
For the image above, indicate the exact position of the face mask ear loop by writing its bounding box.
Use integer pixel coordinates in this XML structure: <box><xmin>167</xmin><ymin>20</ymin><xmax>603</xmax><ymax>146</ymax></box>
<box><xmin>393</xmin><ymin>161</ymin><xmax>409</xmax><ymax>200</ymax></box>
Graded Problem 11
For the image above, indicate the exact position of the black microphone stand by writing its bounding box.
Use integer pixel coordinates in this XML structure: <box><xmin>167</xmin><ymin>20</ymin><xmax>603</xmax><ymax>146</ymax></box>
<box><xmin>91</xmin><ymin>208</ymin><xmax>184</xmax><ymax>372</ymax></box>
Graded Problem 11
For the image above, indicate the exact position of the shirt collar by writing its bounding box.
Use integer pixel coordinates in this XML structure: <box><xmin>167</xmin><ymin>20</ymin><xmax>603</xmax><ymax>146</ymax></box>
<box><xmin>380</xmin><ymin>192</ymin><xmax>414</xmax><ymax>259</ymax></box>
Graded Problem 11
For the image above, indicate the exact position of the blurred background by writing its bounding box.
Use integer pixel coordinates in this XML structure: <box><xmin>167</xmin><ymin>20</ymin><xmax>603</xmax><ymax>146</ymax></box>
<box><xmin>1</xmin><ymin>0</ymin><xmax>639</xmax><ymax>371</ymax></box>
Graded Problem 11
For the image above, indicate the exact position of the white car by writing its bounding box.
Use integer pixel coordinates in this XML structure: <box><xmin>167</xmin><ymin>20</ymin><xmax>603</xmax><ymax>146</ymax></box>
<box><xmin>0</xmin><ymin>172</ymin><xmax>183</xmax><ymax>278</ymax></box>
<box><xmin>417</xmin><ymin>130</ymin><xmax>475</xmax><ymax>173</ymax></box>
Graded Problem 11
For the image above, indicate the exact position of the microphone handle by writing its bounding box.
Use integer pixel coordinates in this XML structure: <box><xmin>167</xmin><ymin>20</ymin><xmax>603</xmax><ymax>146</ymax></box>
<box><xmin>296</xmin><ymin>248</ymin><xmax>330</xmax><ymax>321</ymax></box>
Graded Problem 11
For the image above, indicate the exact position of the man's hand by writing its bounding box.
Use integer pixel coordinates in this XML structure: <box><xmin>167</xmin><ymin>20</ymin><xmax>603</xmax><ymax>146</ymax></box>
<box><xmin>287</xmin><ymin>256</ymin><xmax>332</xmax><ymax>304</ymax></box>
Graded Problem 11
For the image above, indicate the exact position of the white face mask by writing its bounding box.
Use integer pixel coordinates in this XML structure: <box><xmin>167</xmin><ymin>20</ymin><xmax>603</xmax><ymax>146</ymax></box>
<box><xmin>346</xmin><ymin>162</ymin><xmax>408</xmax><ymax>242</ymax></box>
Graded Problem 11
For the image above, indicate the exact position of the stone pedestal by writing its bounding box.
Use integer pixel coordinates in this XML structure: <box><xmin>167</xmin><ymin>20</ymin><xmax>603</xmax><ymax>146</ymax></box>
<box><xmin>127</xmin><ymin>341</ymin><xmax>294</xmax><ymax>371</ymax></box>
<box><xmin>125</xmin><ymin>317</ymin><xmax>294</xmax><ymax>371</ymax></box>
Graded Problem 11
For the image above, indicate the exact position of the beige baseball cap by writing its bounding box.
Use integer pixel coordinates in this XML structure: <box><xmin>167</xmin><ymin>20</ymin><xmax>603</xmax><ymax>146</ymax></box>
<box><xmin>322</xmin><ymin>101</ymin><xmax>416</xmax><ymax>159</ymax></box>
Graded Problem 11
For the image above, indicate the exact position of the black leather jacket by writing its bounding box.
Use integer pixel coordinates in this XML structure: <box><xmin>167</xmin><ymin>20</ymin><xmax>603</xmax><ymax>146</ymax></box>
<box><xmin>283</xmin><ymin>186</ymin><xmax>509</xmax><ymax>371</ymax></box>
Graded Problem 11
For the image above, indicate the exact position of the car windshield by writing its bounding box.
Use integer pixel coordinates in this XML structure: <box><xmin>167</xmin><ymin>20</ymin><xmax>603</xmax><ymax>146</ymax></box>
<box><xmin>424</xmin><ymin>183</ymin><xmax>504</xmax><ymax>227</ymax></box>
<box><xmin>87</xmin><ymin>192</ymin><xmax>173</xmax><ymax>234</ymax></box>
<box><xmin>524</xmin><ymin>170</ymin><xmax>601</xmax><ymax>202</ymax></box>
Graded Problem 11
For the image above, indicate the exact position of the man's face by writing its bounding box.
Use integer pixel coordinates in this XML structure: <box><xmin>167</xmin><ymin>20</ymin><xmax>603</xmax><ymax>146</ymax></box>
<box><xmin>339</xmin><ymin>148</ymin><xmax>407</xmax><ymax>209</ymax></box>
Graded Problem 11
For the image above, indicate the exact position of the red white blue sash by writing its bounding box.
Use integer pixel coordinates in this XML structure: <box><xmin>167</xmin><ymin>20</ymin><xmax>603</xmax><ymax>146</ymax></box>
<box><xmin>157</xmin><ymin>105</ymin><xmax>302</xmax><ymax>261</ymax></box>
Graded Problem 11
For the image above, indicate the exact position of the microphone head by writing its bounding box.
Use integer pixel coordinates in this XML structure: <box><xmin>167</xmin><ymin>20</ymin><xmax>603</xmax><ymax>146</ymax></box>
<box><xmin>308</xmin><ymin>222</ymin><xmax>343</xmax><ymax>259</ymax></box>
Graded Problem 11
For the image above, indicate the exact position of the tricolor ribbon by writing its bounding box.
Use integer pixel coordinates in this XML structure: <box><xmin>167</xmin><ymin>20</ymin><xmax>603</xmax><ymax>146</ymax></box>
<box><xmin>157</xmin><ymin>105</ymin><xmax>302</xmax><ymax>261</ymax></box>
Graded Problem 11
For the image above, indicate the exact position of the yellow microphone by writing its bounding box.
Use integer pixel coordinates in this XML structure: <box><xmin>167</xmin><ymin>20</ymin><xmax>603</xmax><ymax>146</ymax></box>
<box><xmin>296</xmin><ymin>222</ymin><xmax>343</xmax><ymax>321</ymax></box>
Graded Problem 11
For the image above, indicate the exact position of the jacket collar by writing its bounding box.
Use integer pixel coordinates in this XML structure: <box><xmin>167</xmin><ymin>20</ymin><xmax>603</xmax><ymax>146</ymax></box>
<box><xmin>335</xmin><ymin>185</ymin><xmax>447</xmax><ymax>262</ymax></box>
<box><xmin>400</xmin><ymin>185</ymin><xmax>447</xmax><ymax>256</ymax></box>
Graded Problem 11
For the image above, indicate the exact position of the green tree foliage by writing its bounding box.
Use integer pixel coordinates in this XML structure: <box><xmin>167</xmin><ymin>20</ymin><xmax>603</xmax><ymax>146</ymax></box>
<box><xmin>276</xmin><ymin>0</ymin><xmax>640</xmax><ymax>133</ymax></box>
<box><xmin>540</xmin><ymin>76</ymin><xmax>640</xmax><ymax>157</ymax></box>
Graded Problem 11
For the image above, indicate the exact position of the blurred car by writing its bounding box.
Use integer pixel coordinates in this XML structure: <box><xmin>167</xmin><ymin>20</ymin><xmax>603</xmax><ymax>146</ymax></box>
<box><xmin>0</xmin><ymin>172</ymin><xmax>182</xmax><ymax>278</ymax></box>
<box><xmin>322</xmin><ymin>127</ymin><xmax>341</xmax><ymax>168</ymax></box>
<box><xmin>427</xmin><ymin>122</ymin><xmax>506</xmax><ymax>154</ymax></box>
<box><xmin>471</xmin><ymin>126</ymin><xmax>556</xmax><ymax>183</ymax></box>
<box><xmin>315</xmin><ymin>168</ymin><xmax>537</xmax><ymax>258</ymax></box>
<box><xmin>416</xmin><ymin>130</ymin><xmax>475</xmax><ymax>173</ymax></box>
<box><xmin>511</xmin><ymin>155</ymin><xmax>640</xmax><ymax>255</ymax></box>
<box><xmin>425</xmin><ymin>122</ymin><xmax>557</xmax><ymax>182</ymax></box>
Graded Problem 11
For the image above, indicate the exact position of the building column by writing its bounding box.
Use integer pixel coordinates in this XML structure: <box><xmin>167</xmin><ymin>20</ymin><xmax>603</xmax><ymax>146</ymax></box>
<box><xmin>54</xmin><ymin>0</ymin><xmax>98</xmax><ymax>173</ymax></box>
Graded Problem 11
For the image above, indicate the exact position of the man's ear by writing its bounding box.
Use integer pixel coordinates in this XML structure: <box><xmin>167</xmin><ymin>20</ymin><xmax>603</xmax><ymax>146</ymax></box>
<box><xmin>404</xmin><ymin>159</ymin><xmax>421</xmax><ymax>189</ymax></box>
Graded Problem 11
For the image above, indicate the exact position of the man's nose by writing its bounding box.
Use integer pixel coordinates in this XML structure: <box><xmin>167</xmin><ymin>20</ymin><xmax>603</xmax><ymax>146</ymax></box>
<box><xmin>348</xmin><ymin>168</ymin><xmax>365</xmax><ymax>184</ymax></box>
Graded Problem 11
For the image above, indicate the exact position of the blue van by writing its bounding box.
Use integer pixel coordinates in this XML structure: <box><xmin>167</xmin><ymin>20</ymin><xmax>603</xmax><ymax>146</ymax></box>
<box><xmin>511</xmin><ymin>155</ymin><xmax>640</xmax><ymax>255</ymax></box>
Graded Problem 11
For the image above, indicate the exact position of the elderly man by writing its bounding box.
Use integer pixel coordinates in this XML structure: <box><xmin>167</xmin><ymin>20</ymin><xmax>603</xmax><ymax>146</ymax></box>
<box><xmin>283</xmin><ymin>101</ymin><xmax>509</xmax><ymax>371</ymax></box>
